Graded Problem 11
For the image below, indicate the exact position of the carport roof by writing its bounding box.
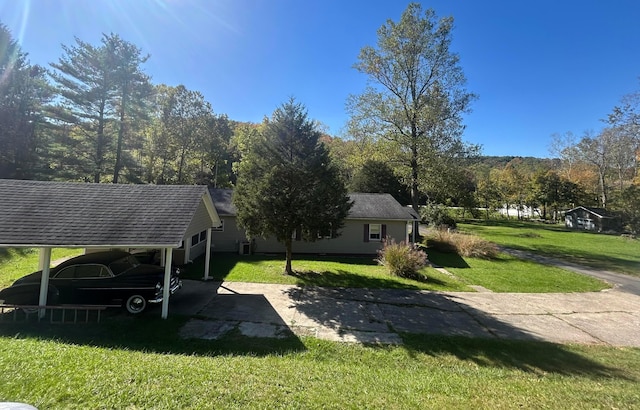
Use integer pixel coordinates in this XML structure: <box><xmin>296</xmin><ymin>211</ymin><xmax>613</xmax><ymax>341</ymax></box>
<box><xmin>0</xmin><ymin>179</ymin><xmax>217</xmax><ymax>248</ymax></box>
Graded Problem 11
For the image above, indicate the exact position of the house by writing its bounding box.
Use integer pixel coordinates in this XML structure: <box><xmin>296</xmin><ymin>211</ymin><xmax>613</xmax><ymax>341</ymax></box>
<box><xmin>564</xmin><ymin>206</ymin><xmax>621</xmax><ymax>232</ymax></box>
<box><xmin>209</xmin><ymin>189</ymin><xmax>419</xmax><ymax>255</ymax></box>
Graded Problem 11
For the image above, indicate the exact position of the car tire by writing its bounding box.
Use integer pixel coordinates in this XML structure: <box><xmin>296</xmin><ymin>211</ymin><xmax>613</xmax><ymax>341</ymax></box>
<box><xmin>125</xmin><ymin>294</ymin><xmax>147</xmax><ymax>314</ymax></box>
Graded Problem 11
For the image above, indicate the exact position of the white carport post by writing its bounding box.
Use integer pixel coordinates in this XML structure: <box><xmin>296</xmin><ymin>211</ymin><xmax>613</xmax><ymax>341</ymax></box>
<box><xmin>161</xmin><ymin>247</ymin><xmax>173</xmax><ymax>319</ymax></box>
<box><xmin>203</xmin><ymin>227</ymin><xmax>212</xmax><ymax>280</ymax></box>
<box><xmin>37</xmin><ymin>248</ymin><xmax>52</xmax><ymax>319</ymax></box>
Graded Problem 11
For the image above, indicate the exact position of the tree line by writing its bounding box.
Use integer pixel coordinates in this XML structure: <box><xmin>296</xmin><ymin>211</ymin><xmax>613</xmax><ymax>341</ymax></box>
<box><xmin>1</xmin><ymin>2</ymin><xmax>639</xmax><ymax>236</ymax></box>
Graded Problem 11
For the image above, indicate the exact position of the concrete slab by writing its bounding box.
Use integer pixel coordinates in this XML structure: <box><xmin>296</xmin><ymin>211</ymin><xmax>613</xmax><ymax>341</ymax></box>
<box><xmin>558</xmin><ymin>312</ymin><xmax>640</xmax><ymax>347</ymax></box>
<box><xmin>199</xmin><ymin>294</ymin><xmax>287</xmax><ymax>325</ymax></box>
<box><xmin>379</xmin><ymin>304</ymin><xmax>495</xmax><ymax>338</ymax></box>
<box><xmin>180</xmin><ymin>319</ymin><xmax>236</xmax><ymax>340</ymax></box>
<box><xmin>238</xmin><ymin>322</ymin><xmax>293</xmax><ymax>339</ymax></box>
<box><xmin>176</xmin><ymin>280</ymin><xmax>640</xmax><ymax>347</ymax></box>
<box><xmin>481</xmin><ymin>314</ymin><xmax>602</xmax><ymax>344</ymax></box>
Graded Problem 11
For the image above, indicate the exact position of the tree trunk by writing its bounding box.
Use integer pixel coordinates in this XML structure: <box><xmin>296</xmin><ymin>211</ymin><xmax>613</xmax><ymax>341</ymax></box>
<box><xmin>113</xmin><ymin>83</ymin><xmax>128</xmax><ymax>184</ymax></box>
<box><xmin>94</xmin><ymin>103</ymin><xmax>106</xmax><ymax>183</ymax></box>
<box><xmin>284</xmin><ymin>239</ymin><xmax>293</xmax><ymax>275</ymax></box>
<box><xmin>598</xmin><ymin>169</ymin><xmax>607</xmax><ymax>208</ymax></box>
<box><xmin>410</xmin><ymin>146</ymin><xmax>419</xmax><ymax>213</ymax></box>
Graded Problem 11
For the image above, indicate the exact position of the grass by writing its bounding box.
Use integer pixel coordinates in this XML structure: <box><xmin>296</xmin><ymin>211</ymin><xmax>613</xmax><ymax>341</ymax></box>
<box><xmin>183</xmin><ymin>253</ymin><xmax>471</xmax><ymax>292</ymax></box>
<box><xmin>428</xmin><ymin>250</ymin><xmax>610</xmax><ymax>293</ymax></box>
<box><xmin>0</xmin><ymin>248</ymin><xmax>83</xmax><ymax>288</ymax></box>
<box><xmin>459</xmin><ymin>220</ymin><xmax>640</xmax><ymax>276</ymax></box>
<box><xmin>184</xmin><ymin>251</ymin><xmax>610</xmax><ymax>293</ymax></box>
<box><xmin>0</xmin><ymin>317</ymin><xmax>638</xmax><ymax>409</ymax></box>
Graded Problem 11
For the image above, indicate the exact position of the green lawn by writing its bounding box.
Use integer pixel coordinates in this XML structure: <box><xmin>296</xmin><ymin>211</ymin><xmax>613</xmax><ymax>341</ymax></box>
<box><xmin>183</xmin><ymin>253</ymin><xmax>471</xmax><ymax>292</ymax></box>
<box><xmin>0</xmin><ymin>248</ymin><xmax>83</xmax><ymax>288</ymax></box>
<box><xmin>0</xmin><ymin>318</ymin><xmax>638</xmax><ymax>409</ymax></box>
<box><xmin>428</xmin><ymin>250</ymin><xmax>610</xmax><ymax>293</ymax></box>
<box><xmin>185</xmin><ymin>252</ymin><xmax>610</xmax><ymax>294</ymax></box>
<box><xmin>458</xmin><ymin>220</ymin><xmax>640</xmax><ymax>276</ymax></box>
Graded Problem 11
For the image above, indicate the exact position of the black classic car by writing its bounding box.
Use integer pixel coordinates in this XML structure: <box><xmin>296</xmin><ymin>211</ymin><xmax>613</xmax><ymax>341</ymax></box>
<box><xmin>0</xmin><ymin>250</ymin><xmax>182</xmax><ymax>314</ymax></box>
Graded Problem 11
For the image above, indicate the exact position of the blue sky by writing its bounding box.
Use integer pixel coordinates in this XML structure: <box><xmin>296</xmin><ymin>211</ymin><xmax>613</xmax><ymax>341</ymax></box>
<box><xmin>2</xmin><ymin>0</ymin><xmax>640</xmax><ymax>158</ymax></box>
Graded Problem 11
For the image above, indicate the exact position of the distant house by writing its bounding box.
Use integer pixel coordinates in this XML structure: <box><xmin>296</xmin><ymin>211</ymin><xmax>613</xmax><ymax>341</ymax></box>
<box><xmin>564</xmin><ymin>206</ymin><xmax>621</xmax><ymax>232</ymax></box>
<box><xmin>209</xmin><ymin>189</ymin><xmax>419</xmax><ymax>255</ymax></box>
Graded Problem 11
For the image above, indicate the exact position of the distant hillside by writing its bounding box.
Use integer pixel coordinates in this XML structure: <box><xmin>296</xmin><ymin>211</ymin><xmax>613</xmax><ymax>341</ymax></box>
<box><xmin>466</xmin><ymin>155</ymin><xmax>560</xmax><ymax>170</ymax></box>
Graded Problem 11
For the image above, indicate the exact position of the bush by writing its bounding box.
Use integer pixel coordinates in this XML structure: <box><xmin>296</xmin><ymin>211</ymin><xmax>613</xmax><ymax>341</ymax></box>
<box><xmin>376</xmin><ymin>237</ymin><xmax>428</xmax><ymax>279</ymax></box>
<box><xmin>426</xmin><ymin>229</ymin><xmax>498</xmax><ymax>259</ymax></box>
<box><xmin>420</xmin><ymin>202</ymin><xmax>457</xmax><ymax>229</ymax></box>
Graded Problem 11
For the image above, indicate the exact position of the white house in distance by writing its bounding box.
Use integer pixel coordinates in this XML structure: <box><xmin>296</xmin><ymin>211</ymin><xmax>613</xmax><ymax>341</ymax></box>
<box><xmin>208</xmin><ymin>189</ymin><xmax>419</xmax><ymax>255</ymax></box>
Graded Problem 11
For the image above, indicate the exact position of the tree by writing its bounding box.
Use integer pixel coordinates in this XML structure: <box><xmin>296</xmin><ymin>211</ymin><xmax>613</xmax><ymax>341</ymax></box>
<box><xmin>0</xmin><ymin>24</ymin><xmax>53</xmax><ymax>179</ymax></box>
<box><xmin>575</xmin><ymin>130</ymin><xmax>612</xmax><ymax>208</ymax></box>
<box><xmin>107</xmin><ymin>35</ymin><xmax>153</xmax><ymax>183</ymax></box>
<box><xmin>234</xmin><ymin>99</ymin><xmax>352</xmax><ymax>274</ymax></box>
<box><xmin>142</xmin><ymin>84</ymin><xmax>215</xmax><ymax>184</ymax></box>
<box><xmin>49</xmin><ymin>33</ymin><xmax>151</xmax><ymax>183</ymax></box>
<box><xmin>350</xmin><ymin>159</ymin><xmax>410</xmax><ymax>204</ymax></box>
<box><xmin>348</xmin><ymin>3</ymin><xmax>476</xmax><ymax>211</ymax></box>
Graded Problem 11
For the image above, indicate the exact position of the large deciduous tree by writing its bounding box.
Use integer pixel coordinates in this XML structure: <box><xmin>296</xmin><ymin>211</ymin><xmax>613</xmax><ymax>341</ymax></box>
<box><xmin>234</xmin><ymin>99</ymin><xmax>352</xmax><ymax>275</ymax></box>
<box><xmin>347</xmin><ymin>3</ymin><xmax>476</xmax><ymax>211</ymax></box>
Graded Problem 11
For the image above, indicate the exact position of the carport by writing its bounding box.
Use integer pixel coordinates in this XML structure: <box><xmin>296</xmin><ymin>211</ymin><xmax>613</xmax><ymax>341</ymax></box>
<box><xmin>0</xmin><ymin>179</ymin><xmax>221</xmax><ymax>319</ymax></box>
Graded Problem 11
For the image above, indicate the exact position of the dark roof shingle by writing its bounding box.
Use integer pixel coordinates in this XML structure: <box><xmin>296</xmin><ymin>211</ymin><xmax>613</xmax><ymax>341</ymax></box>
<box><xmin>209</xmin><ymin>188</ymin><xmax>416</xmax><ymax>221</ymax></box>
<box><xmin>0</xmin><ymin>179</ymin><xmax>212</xmax><ymax>247</ymax></box>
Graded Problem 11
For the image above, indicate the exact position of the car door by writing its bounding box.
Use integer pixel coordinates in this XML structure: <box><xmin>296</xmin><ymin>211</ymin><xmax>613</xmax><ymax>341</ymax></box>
<box><xmin>51</xmin><ymin>264</ymin><xmax>114</xmax><ymax>305</ymax></box>
<box><xmin>71</xmin><ymin>264</ymin><xmax>116</xmax><ymax>305</ymax></box>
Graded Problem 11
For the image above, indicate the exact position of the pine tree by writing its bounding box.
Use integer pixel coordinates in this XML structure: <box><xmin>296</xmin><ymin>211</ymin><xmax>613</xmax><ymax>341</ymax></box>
<box><xmin>234</xmin><ymin>99</ymin><xmax>352</xmax><ymax>274</ymax></box>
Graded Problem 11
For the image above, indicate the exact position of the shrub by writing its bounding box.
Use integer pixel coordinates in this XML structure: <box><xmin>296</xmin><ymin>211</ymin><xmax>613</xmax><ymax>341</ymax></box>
<box><xmin>376</xmin><ymin>237</ymin><xmax>428</xmax><ymax>279</ymax></box>
<box><xmin>419</xmin><ymin>202</ymin><xmax>457</xmax><ymax>229</ymax></box>
<box><xmin>426</xmin><ymin>229</ymin><xmax>498</xmax><ymax>259</ymax></box>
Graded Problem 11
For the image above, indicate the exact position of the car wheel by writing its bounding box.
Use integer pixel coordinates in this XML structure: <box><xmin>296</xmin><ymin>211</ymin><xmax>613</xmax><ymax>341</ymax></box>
<box><xmin>125</xmin><ymin>294</ymin><xmax>147</xmax><ymax>314</ymax></box>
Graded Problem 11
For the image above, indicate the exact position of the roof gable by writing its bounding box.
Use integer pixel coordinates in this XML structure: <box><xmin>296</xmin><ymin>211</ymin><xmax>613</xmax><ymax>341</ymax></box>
<box><xmin>566</xmin><ymin>206</ymin><xmax>617</xmax><ymax>219</ymax></box>
<box><xmin>0</xmin><ymin>179</ymin><xmax>218</xmax><ymax>247</ymax></box>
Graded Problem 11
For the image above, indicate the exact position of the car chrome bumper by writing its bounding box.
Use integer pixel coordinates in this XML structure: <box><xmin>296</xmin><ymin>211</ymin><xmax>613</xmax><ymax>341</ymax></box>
<box><xmin>148</xmin><ymin>280</ymin><xmax>183</xmax><ymax>304</ymax></box>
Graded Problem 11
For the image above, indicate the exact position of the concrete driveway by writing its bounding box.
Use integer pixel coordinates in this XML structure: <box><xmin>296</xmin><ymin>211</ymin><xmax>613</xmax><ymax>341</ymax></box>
<box><xmin>173</xmin><ymin>280</ymin><xmax>640</xmax><ymax>347</ymax></box>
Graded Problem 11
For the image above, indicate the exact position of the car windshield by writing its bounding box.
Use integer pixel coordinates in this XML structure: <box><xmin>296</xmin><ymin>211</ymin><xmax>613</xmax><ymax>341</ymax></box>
<box><xmin>108</xmin><ymin>255</ymin><xmax>140</xmax><ymax>275</ymax></box>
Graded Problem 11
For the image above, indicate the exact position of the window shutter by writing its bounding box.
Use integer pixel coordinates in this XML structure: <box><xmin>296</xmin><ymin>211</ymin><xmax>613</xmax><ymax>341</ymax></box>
<box><xmin>381</xmin><ymin>224</ymin><xmax>387</xmax><ymax>239</ymax></box>
<box><xmin>363</xmin><ymin>224</ymin><xmax>369</xmax><ymax>242</ymax></box>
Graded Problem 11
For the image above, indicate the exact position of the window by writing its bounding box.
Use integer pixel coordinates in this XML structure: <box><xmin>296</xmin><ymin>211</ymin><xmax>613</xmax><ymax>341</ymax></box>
<box><xmin>55</xmin><ymin>266</ymin><xmax>77</xmax><ymax>279</ymax></box>
<box><xmin>212</xmin><ymin>220</ymin><xmax>224</xmax><ymax>232</ymax></box>
<box><xmin>75</xmin><ymin>264</ymin><xmax>111</xmax><ymax>279</ymax></box>
<box><xmin>191</xmin><ymin>233</ymin><xmax>200</xmax><ymax>246</ymax></box>
<box><xmin>317</xmin><ymin>223</ymin><xmax>333</xmax><ymax>239</ymax></box>
<box><xmin>199</xmin><ymin>230</ymin><xmax>207</xmax><ymax>242</ymax></box>
<box><xmin>369</xmin><ymin>224</ymin><xmax>382</xmax><ymax>241</ymax></box>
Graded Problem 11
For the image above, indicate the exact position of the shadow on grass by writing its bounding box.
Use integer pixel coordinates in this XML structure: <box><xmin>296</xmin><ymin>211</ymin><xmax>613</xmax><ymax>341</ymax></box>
<box><xmin>290</xmin><ymin>269</ymin><xmax>437</xmax><ymax>289</ymax></box>
<box><xmin>401</xmin><ymin>333</ymin><xmax>635</xmax><ymax>380</ymax></box>
<box><xmin>426</xmin><ymin>249</ymin><xmax>470</xmax><ymax>268</ymax></box>
<box><xmin>0</xmin><ymin>308</ymin><xmax>307</xmax><ymax>357</ymax></box>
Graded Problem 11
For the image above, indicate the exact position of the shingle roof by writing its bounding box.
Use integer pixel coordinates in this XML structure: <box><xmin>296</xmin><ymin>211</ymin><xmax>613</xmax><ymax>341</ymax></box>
<box><xmin>0</xmin><ymin>179</ymin><xmax>214</xmax><ymax>247</ymax></box>
<box><xmin>567</xmin><ymin>206</ymin><xmax>618</xmax><ymax>219</ymax></box>
<box><xmin>209</xmin><ymin>188</ymin><xmax>417</xmax><ymax>221</ymax></box>
<box><xmin>348</xmin><ymin>193</ymin><xmax>417</xmax><ymax>220</ymax></box>
<box><xmin>209</xmin><ymin>188</ymin><xmax>236</xmax><ymax>216</ymax></box>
